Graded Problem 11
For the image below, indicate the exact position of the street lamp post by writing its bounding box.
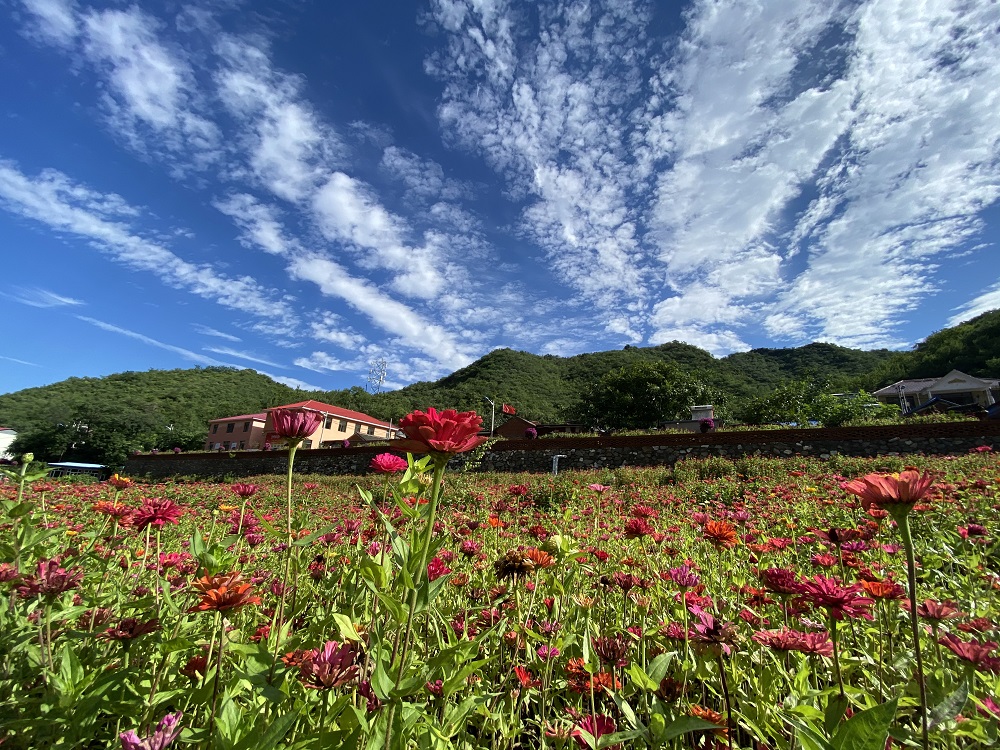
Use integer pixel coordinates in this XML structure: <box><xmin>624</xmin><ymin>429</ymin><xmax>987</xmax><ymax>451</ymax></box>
<box><xmin>483</xmin><ymin>397</ymin><xmax>496</xmax><ymax>435</ymax></box>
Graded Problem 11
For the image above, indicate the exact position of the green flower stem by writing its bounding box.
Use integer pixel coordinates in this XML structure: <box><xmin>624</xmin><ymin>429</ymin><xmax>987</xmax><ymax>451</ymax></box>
<box><xmin>269</xmin><ymin>440</ymin><xmax>300</xmax><ymax>682</ymax></box>
<box><xmin>897</xmin><ymin>511</ymin><xmax>929</xmax><ymax>750</ymax></box>
<box><xmin>829</xmin><ymin>615</ymin><xmax>845</xmax><ymax>699</ymax></box>
<box><xmin>385</xmin><ymin>456</ymin><xmax>447</xmax><ymax>750</ymax></box>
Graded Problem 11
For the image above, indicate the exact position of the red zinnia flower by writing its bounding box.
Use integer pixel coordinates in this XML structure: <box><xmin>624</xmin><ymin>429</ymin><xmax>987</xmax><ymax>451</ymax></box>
<box><xmin>752</xmin><ymin>627</ymin><xmax>834</xmax><ymax>657</ymax></box>
<box><xmin>101</xmin><ymin>617</ymin><xmax>160</xmax><ymax>641</ymax></box>
<box><xmin>271</xmin><ymin>408</ymin><xmax>323</xmax><ymax>441</ymax></box>
<box><xmin>391</xmin><ymin>408</ymin><xmax>488</xmax><ymax>457</ymax></box>
<box><xmin>939</xmin><ymin>633</ymin><xmax>999</xmax><ymax>670</ymax></box>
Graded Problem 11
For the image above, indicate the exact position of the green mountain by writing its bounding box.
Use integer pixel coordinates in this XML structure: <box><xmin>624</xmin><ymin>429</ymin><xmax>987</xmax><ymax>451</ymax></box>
<box><xmin>4</xmin><ymin>309</ymin><xmax>997</xmax><ymax>465</ymax></box>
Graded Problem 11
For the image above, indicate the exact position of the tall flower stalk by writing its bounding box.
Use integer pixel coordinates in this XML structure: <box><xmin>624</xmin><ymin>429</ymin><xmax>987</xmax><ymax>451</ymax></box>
<box><xmin>842</xmin><ymin>470</ymin><xmax>933</xmax><ymax>750</ymax></box>
<box><xmin>266</xmin><ymin>408</ymin><xmax>322</xmax><ymax>673</ymax></box>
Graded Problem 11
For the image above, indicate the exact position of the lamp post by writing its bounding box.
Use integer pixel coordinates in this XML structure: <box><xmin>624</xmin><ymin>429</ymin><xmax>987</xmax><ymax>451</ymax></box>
<box><xmin>483</xmin><ymin>396</ymin><xmax>496</xmax><ymax>435</ymax></box>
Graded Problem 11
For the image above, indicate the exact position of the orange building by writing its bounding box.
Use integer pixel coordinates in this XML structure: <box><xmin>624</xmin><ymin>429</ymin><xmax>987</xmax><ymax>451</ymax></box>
<box><xmin>263</xmin><ymin>400</ymin><xmax>395</xmax><ymax>448</ymax></box>
<box><xmin>205</xmin><ymin>413</ymin><xmax>267</xmax><ymax>451</ymax></box>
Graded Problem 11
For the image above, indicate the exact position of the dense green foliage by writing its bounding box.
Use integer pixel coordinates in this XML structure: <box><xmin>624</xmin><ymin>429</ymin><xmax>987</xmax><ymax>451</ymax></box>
<box><xmin>5</xmin><ymin>310</ymin><xmax>997</xmax><ymax>465</ymax></box>
<box><xmin>573</xmin><ymin>361</ymin><xmax>710</xmax><ymax>429</ymax></box>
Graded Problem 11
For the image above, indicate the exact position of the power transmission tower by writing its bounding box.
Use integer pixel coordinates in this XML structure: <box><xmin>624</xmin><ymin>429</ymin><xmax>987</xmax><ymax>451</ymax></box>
<box><xmin>366</xmin><ymin>358</ymin><xmax>387</xmax><ymax>394</ymax></box>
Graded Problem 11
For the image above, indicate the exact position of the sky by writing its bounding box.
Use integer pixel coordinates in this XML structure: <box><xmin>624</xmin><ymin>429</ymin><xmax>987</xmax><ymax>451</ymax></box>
<box><xmin>1</xmin><ymin>0</ymin><xmax>999</xmax><ymax>397</ymax></box>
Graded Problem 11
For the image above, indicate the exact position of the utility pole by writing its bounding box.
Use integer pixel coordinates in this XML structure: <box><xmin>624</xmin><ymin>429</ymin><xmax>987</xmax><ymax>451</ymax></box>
<box><xmin>483</xmin><ymin>396</ymin><xmax>496</xmax><ymax>435</ymax></box>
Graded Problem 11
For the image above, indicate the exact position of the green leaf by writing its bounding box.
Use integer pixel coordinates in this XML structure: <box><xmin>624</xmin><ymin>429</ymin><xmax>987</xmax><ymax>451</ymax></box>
<box><xmin>647</xmin><ymin>653</ymin><xmax>672</xmax><ymax>685</ymax></box>
<box><xmin>825</xmin><ymin>694</ymin><xmax>850</xmax><ymax>735</ymax></box>
<box><xmin>332</xmin><ymin>613</ymin><xmax>361</xmax><ymax>642</ymax></box>
<box><xmin>831</xmin><ymin>699</ymin><xmax>898</xmax><ymax>750</ymax></box>
<box><xmin>929</xmin><ymin>679</ymin><xmax>968</xmax><ymax>730</ymax></box>
<box><xmin>232</xmin><ymin>707</ymin><xmax>300</xmax><ymax>750</ymax></box>
<box><xmin>660</xmin><ymin>716</ymin><xmax>725</xmax><ymax>742</ymax></box>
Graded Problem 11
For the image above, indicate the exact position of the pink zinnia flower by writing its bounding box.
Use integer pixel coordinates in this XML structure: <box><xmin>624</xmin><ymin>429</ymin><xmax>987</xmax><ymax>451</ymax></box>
<box><xmin>369</xmin><ymin>453</ymin><xmax>408</xmax><ymax>474</ymax></box>
<box><xmin>119</xmin><ymin>711</ymin><xmax>182</xmax><ymax>750</ymax></box>
<box><xmin>840</xmin><ymin>470</ymin><xmax>933</xmax><ymax>513</ymax></box>
<box><xmin>298</xmin><ymin>641</ymin><xmax>361</xmax><ymax>689</ymax></box>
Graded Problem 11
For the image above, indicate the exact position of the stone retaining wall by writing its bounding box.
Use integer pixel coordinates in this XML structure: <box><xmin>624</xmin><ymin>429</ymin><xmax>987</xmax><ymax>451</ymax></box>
<box><xmin>124</xmin><ymin>420</ymin><xmax>1000</xmax><ymax>479</ymax></box>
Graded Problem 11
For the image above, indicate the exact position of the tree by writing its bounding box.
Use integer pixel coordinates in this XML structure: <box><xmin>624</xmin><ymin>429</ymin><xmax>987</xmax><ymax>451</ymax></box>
<box><xmin>574</xmin><ymin>361</ymin><xmax>710</xmax><ymax>429</ymax></box>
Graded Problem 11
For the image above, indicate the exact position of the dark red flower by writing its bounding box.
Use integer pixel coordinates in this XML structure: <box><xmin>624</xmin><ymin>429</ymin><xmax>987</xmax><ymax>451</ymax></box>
<box><xmin>939</xmin><ymin>633</ymin><xmax>999</xmax><ymax>670</ymax></box>
<box><xmin>230</xmin><ymin>483</ymin><xmax>260</xmax><ymax>499</ymax></box>
<box><xmin>752</xmin><ymin>628</ymin><xmax>834</xmax><ymax>657</ymax></box>
<box><xmin>271</xmin><ymin>408</ymin><xmax>323</xmax><ymax>441</ymax></box>
<box><xmin>101</xmin><ymin>617</ymin><xmax>160</xmax><ymax>641</ymax></box>
<box><xmin>797</xmin><ymin>576</ymin><xmax>874</xmax><ymax>621</ymax></box>
<box><xmin>392</xmin><ymin>408</ymin><xmax>488</xmax><ymax>456</ymax></box>
<box><xmin>132</xmin><ymin>498</ymin><xmax>183</xmax><ymax>529</ymax></box>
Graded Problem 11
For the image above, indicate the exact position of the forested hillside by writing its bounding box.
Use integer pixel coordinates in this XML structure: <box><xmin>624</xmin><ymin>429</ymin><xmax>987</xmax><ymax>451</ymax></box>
<box><xmin>3</xmin><ymin>310</ymin><xmax>996</xmax><ymax>465</ymax></box>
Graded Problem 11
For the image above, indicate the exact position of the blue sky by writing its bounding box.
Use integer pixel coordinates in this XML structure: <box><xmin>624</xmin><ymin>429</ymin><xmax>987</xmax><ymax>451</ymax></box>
<box><xmin>1</xmin><ymin>0</ymin><xmax>999</xmax><ymax>396</ymax></box>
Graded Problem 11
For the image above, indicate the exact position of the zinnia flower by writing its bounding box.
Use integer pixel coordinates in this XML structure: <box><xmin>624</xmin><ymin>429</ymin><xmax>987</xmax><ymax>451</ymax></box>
<box><xmin>703</xmin><ymin>520</ymin><xmax>739</xmax><ymax>549</ymax></box>
<box><xmin>752</xmin><ymin>628</ymin><xmax>834</xmax><ymax>657</ymax></box>
<box><xmin>102</xmin><ymin>618</ymin><xmax>160</xmax><ymax>641</ymax></box>
<box><xmin>571</xmin><ymin>714</ymin><xmax>618</xmax><ymax>749</ymax></box>
<box><xmin>108</xmin><ymin>474</ymin><xmax>133</xmax><ymax>490</ymax></box>
<box><xmin>298</xmin><ymin>641</ymin><xmax>360</xmax><ymax>689</ymax></box>
<box><xmin>230</xmin><ymin>483</ymin><xmax>259</xmax><ymax>499</ymax></box>
<box><xmin>119</xmin><ymin>711</ymin><xmax>182</xmax><ymax>750</ymax></box>
<box><xmin>391</xmin><ymin>408</ymin><xmax>487</xmax><ymax>457</ymax></box>
<box><xmin>369</xmin><ymin>453</ymin><xmax>408</xmax><ymax>474</ymax></box>
<box><xmin>16</xmin><ymin>558</ymin><xmax>83</xmax><ymax>598</ymax></box>
<box><xmin>841</xmin><ymin>470</ymin><xmax>933</xmax><ymax>515</ymax></box>
<box><xmin>271</xmin><ymin>408</ymin><xmax>323</xmax><ymax>442</ymax></box>
<box><xmin>188</xmin><ymin>573</ymin><xmax>261</xmax><ymax>612</ymax></box>
<box><xmin>797</xmin><ymin>576</ymin><xmax>874</xmax><ymax>621</ymax></box>
<box><xmin>132</xmin><ymin>498</ymin><xmax>183</xmax><ymax>530</ymax></box>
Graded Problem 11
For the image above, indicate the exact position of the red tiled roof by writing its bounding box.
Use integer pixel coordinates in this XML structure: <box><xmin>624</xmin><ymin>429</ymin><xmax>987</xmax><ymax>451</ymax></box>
<box><xmin>208</xmin><ymin>413</ymin><xmax>267</xmax><ymax>423</ymax></box>
<box><xmin>270</xmin><ymin>400</ymin><xmax>393</xmax><ymax>428</ymax></box>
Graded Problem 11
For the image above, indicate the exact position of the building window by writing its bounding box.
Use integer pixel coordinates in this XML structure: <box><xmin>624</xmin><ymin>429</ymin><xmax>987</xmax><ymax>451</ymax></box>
<box><xmin>212</xmin><ymin>424</ymin><xmax>218</xmax><ymax>434</ymax></box>
<box><xmin>338</xmin><ymin>419</ymin><xmax>348</xmax><ymax>431</ymax></box>
<box><xmin>325</xmin><ymin>415</ymin><xmax>333</xmax><ymax>429</ymax></box>
<box><xmin>226</xmin><ymin>423</ymin><xmax>235</xmax><ymax>433</ymax></box>
<box><xmin>213</xmin><ymin>442</ymin><xmax>220</xmax><ymax>450</ymax></box>
<box><xmin>303</xmin><ymin>439</ymin><xmax>313</xmax><ymax>449</ymax></box>
<box><xmin>366</xmin><ymin>425</ymin><xmax>375</xmax><ymax>435</ymax></box>
<box><xmin>239</xmin><ymin>441</ymin><xmax>245</xmax><ymax>449</ymax></box>
<box><xmin>243</xmin><ymin>422</ymin><xmax>250</xmax><ymax>432</ymax></box>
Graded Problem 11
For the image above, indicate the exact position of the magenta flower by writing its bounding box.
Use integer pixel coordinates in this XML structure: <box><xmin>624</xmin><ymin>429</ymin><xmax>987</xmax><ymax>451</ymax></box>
<box><xmin>16</xmin><ymin>558</ymin><xmax>84</xmax><ymax>598</ymax></box>
<box><xmin>571</xmin><ymin>714</ymin><xmax>618</xmax><ymax>749</ymax></box>
<box><xmin>120</xmin><ymin>711</ymin><xmax>182</xmax><ymax>750</ymax></box>
<box><xmin>132</xmin><ymin>498</ymin><xmax>183</xmax><ymax>530</ymax></box>
<box><xmin>230</xmin><ymin>483</ymin><xmax>259</xmax><ymax>499</ymax></box>
<box><xmin>369</xmin><ymin>453</ymin><xmax>408</xmax><ymax>474</ymax></box>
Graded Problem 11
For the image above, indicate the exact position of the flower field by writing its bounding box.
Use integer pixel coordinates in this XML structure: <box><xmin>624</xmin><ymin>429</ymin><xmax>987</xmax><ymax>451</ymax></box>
<box><xmin>2</xmin><ymin>421</ymin><xmax>999</xmax><ymax>748</ymax></box>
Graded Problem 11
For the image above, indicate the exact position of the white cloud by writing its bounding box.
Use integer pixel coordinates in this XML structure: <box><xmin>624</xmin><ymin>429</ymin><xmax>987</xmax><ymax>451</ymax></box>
<box><xmin>771</xmin><ymin>0</ymin><xmax>1000</xmax><ymax>347</ymax></box>
<box><xmin>19</xmin><ymin>0</ymin><xmax>78</xmax><ymax>46</ymax></box>
<box><xmin>289</xmin><ymin>255</ymin><xmax>475</xmax><ymax>372</ymax></box>
<box><xmin>948</xmin><ymin>284</ymin><xmax>1000</xmax><ymax>328</ymax></box>
<box><xmin>257</xmin><ymin>372</ymin><xmax>323</xmax><ymax>391</ymax></box>
<box><xmin>293</xmin><ymin>351</ymin><xmax>363</xmax><ymax>373</ymax></box>
<box><xmin>77</xmin><ymin>316</ymin><xmax>228</xmax><ymax>366</ymax></box>
<box><xmin>204</xmin><ymin>346</ymin><xmax>284</xmax><ymax>368</ymax></box>
<box><xmin>79</xmin><ymin>6</ymin><xmax>221</xmax><ymax>168</ymax></box>
<box><xmin>214</xmin><ymin>34</ymin><xmax>341</xmax><ymax>201</ymax></box>
<box><xmin>4</xmin><ymin>287</ymin><xmax>84</xmax><ymax>308</ymax></box>
<box><xmin>192</xmin><ymin>324</ymin><xmax>242</xmax><ymax>342</ymax></box>
<box><xmin>0</xmin><ymin>355</ymin><xmax>40</xmax><ymax>367</ymax></box>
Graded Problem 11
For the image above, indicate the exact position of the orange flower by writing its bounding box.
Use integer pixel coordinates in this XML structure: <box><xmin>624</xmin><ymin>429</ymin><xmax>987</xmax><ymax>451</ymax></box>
<box><xmin>525</xmin><ymin>548</ymin><xmax>555</xmax><ymax>569</ymax></box>
<box><xmin>703</xmin><ymin>520</ymin><xmax>739</xmax><ymax>549</ymax></box>
<box><xmin>690</xmin><ymin>704</ymin><xmax>729</xmax><ymax>738</ymax></box>
<box><xmin>861</xmin><ymin>579</ymin><xmax>906</xmax><ymax>600</ymax></box>
<box><xmin>189</xmin><ymin>582</ymin><xmax>261</xmax><ymax>612</ymax></box>
<box><xmin>191</xmin><ymin>572</ymin><xmax>245</xmax><ymax>593</ymax></box>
